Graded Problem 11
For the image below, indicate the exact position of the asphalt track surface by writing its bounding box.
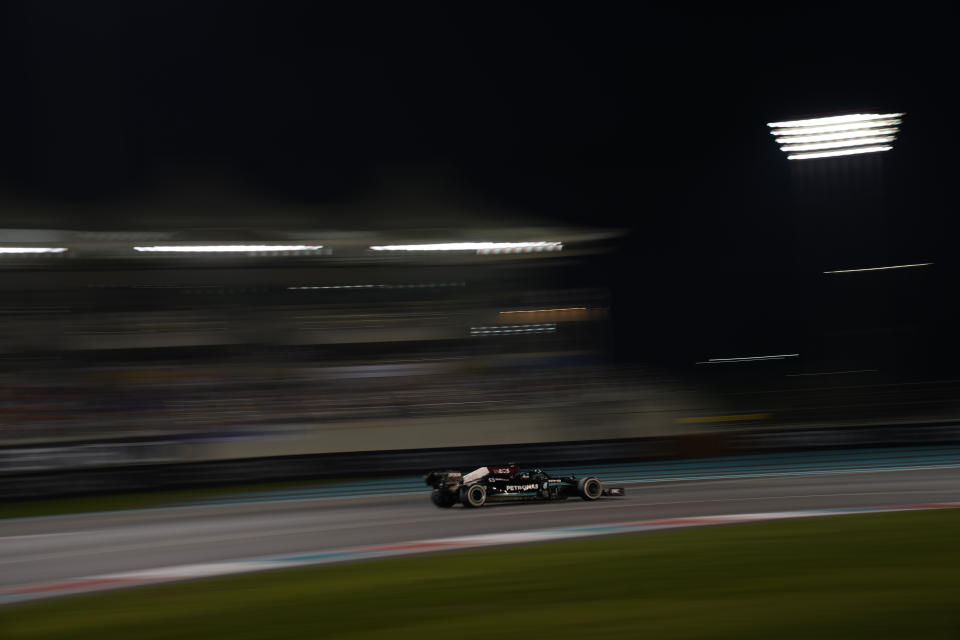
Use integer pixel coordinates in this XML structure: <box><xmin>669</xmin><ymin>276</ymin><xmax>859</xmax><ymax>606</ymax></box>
<box><xmin>1</xmin><ymin>448</ymin><xmax>959</xmax><ymax>593</ymax></box>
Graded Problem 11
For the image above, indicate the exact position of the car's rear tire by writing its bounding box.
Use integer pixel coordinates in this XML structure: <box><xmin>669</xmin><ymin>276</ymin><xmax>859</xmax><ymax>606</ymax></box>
<box><xmin>577</xmin><ymin>477</ymin><xmax>602</xmax><ymax>501</ymax></box>
<box><xmin>461</xmin><ymin>484</ymin><xmax>487</xmax><ymax>508</ymax></box>
<box><xmin>431</xmin><ymin>489</ymin><xmax>457</xmax><ymax>508</ymax></box>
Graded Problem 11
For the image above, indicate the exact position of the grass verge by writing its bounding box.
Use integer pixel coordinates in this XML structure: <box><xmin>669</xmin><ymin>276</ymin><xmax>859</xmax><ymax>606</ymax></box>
<box><xmin>2</xmin><ymin>509</ymin><xmax>959</xmax><ymax>639</ymax></box>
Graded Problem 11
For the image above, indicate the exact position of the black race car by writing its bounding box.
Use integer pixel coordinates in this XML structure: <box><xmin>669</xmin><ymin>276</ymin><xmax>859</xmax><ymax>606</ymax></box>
<box><xmin>424</xmin><ymin>464</ymin><xmax>625</xmax><ymax>508</ymax></box>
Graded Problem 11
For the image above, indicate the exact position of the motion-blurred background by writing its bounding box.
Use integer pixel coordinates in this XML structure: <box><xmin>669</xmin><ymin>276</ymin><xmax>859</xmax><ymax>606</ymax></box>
<box><xmin>1</xmin><ymin>4</ymin><xmax>958</xmax><ymax>492</ymax></box>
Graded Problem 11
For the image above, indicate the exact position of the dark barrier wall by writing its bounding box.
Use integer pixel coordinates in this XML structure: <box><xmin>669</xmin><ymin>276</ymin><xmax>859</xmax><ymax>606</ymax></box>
<box><xmin>5</xmin><ymin>422</ymin><xmax>960</xmax><ymax>499</ymax></box>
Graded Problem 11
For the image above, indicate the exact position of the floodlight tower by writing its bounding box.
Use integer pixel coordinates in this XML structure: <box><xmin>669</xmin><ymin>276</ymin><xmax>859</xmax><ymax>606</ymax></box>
<box><xmin>768</xmin><ymin>112</ymin><xmax>905</xmax><ymax>271</ymax></box>
<box><xmin>768</xmin><ymin>111</ymin><xmax>907</xmax><ymax>376</ymax></box>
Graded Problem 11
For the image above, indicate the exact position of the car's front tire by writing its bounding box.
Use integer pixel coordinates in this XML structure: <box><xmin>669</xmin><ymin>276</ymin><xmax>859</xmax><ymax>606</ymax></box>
<box><xmin>431</xmin><ymin>488</ymin><xmax>458</xmax><ymax>508</ymax></box>
<box><xmin>577</xmin><ymin>477</ymin><xmax>603</xmax><ymax>501</ymax></box>
<box><xmin>461</xmin><ymin>484</ymin><xmax>487</xmax><ymax>508</ymax></box>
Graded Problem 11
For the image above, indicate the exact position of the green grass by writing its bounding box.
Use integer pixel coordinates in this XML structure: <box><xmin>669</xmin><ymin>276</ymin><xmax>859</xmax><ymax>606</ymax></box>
<box><xmin>0</xmin><ymin>479</ymin><xmax>353</xmax><ymax>520</ymax></box>
<box><xmin>3</xmin><ymin>509</ymin><xmax>959</xmax><ymax>639</ymax></box>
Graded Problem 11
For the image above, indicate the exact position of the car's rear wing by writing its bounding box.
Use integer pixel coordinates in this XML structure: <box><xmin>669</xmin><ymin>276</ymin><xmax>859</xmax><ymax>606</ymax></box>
<box><xmin>424</xmin><ymin>471</ymin><xmax>462</xmax><ymax>488</ymax></box>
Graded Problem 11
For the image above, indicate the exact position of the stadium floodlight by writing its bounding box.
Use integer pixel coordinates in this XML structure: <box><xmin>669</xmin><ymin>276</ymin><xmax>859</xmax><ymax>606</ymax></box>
<box><xmin>774</xmin><ymin>127</ymin><xmax>899</xmax><ymax>144</ymax></box>
<box><xmin>768</xmin><ymin>114</ymin><xmax>901</xmax><ymax>128</ymax></box>
<box><xmin>133</xmin><ymin>245</ymin><xmax>324</xmax><ymax>253</ymax></box>
<box><xmin>0</xmin><ymin>247</ymin><xmax>68</xmax><ymax>254</ymax></box>
<box><xmin>778</xmin><ymin>135</ymin><xmax>896</xmax><ymax>152</ymax></box>
<box><xmin>767</xmin><ymin>112</ymin><xmax>904</xmax><ymax>160</ymax></box>
<box><xmin>369</xmin><ymin>241</ymin><xmax>562</xmax><ymax>254</ymax></box>
<box><xmin>784</xmin><ymin>145</ymin><xmax>892</xmax><ymax>161</ymax></box>
<box><xmin>770</xmin><ymin>119</ymin><xmax>902</xmax><ymax>137</ymax></box>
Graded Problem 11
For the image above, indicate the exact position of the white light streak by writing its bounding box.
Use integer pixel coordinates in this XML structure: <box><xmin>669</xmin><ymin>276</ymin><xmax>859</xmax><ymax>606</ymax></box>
<box><xmin>697</xmin><ymin>353</ymin><xmax>799</xmax><ymax>364</ymax></box>
<box><xmin>786</xmin><ymin>145</ymin><xmax>892</xmax><ymax>160</ymax></box>
<box><xmin>499</xmin><ymin>307</ymin><xmax>587</xmax><ymax>315</ymax></box>
<box><xmin>470</xmin><ymin>323</ymin><xmax>557</xmax><ymax>336</ymax></box>
<box><xmin>369</xmin><ymin>242</ymin><xmax>562</xmax><ymax>252</ymax></box>
<box><xmin>133</xmin><ymin>245</ymin><xmax>324</xmax><ymax>253</ymax></box>
<box><xmin>774</xmin><ymin>128</ymin><xmax>899</xmax><ymax>144</ymax></box>
<box><xmin>0</xmin><ymin>247</ymin><xmax>68</xmax><ymax>254</ymax></box>
<box><xmin>769</xmin><ymin>119</ymin><xmax>901</xmax><ymax>137</ymax></box>
<box><xmin>780</xmin><ymin>136</ymin><xmax>895</xmax><ymax>152</ymax></box>
<box><xmin>824</xmin><ymin>263</ymin><xmax>932</xmax><ymax>274</ymax></box>
<box><xmin>288</xmin><ymin>282</ymin><xmax>466</xmax><ymax>290</ymax></box>
<box><xmin>767</xmin><ymin>113</ymin><xmax>904</xmax><ymax>128</ymax></box>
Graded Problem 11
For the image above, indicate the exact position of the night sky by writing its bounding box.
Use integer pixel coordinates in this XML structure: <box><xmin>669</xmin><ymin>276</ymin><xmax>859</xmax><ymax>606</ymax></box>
<box><xmin>0</xmin><ymin>4</ymin><xmax>956</xmax><ymax>372</ymax></box>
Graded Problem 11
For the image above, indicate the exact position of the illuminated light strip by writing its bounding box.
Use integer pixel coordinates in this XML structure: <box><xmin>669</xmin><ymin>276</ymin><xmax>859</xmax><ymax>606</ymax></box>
<box><xmin>824</xmin><ymin>262</ymin><xmax>932</xmax><ymax>274</ymax></box>
<box><xmin>499</xmin><ymin>307</ymin><xmax>587</xmax><ymax>316</ymax></box>
<box><xmin>470</xmin><ymin>323</ymin><xmax>557</xmax><ymax>336</ymax></box>
<box><xmin>780</xmin><ymin>136</ymin><xmax>895</xmax><ymax>152</ymax></box>
<box><xmin>787</xmin><ymin>145</ymin><xmax>892</xmax><ymax>160</ymax></box>
<box><xmin>0</xmin><ymin>247</ymin><xmax>68</xmax><ymax>254</ymax></box>
<box><xmin>470</xmin><ymin>329</ymin><xmax>557</xmax><ymax>335</ymax></box>
<box><xmin>770</xmin><ymin>119</ymin><xmax>901</xmax><ymax>137</ymax></box>
<box><xmin>476</xmin><ymin>246</ymin><xmax>563</xmax><ymax>255</ymax></box>
<box><xmin>133</xmin><ymin>245</ymin><xmax>324</xmax><ymax>253</ymax></box>
<box><xmin>472</xmin><ymin>323</ymin><xmax>557</xmax><ymax>329</ymax></box>
<box><xmin>698</xmin><ymin>353</ymin><xmax>798</xmax><ymax>364</ymax></box>
<box><xmin>475</xmin><ymin>328</ymin><xmax>552</xmax><ymax>331</ymax></box>
<box><xmin>368</xmin><ymin>242</ymin><xmax>562</xmax><ymax>252</ymax></box>
<box><xmin>767</xmin><ymin>113</ymin><xmax>904</xmax><ymax>128</ymax></box>
<box><xmin>288</xmin><ymin>282</ymin><xmax>466</xmax><ymax>290</ymax></box>
<box><xmin>3</xmin><ymin>502</ymin><xmax>958</xmax><ymax>605</ymax></box>
<box><xmin>774</xmin><ymin>127</ymin><xmax>899</xmax><ymax>144</ymax></box>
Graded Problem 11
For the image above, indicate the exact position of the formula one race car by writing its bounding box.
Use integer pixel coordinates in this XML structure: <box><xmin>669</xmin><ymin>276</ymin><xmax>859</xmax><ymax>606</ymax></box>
<box><xmin>424</xmin><ymin>464</ymin><xmax>625</xmax><ymax>508</ymax></box>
